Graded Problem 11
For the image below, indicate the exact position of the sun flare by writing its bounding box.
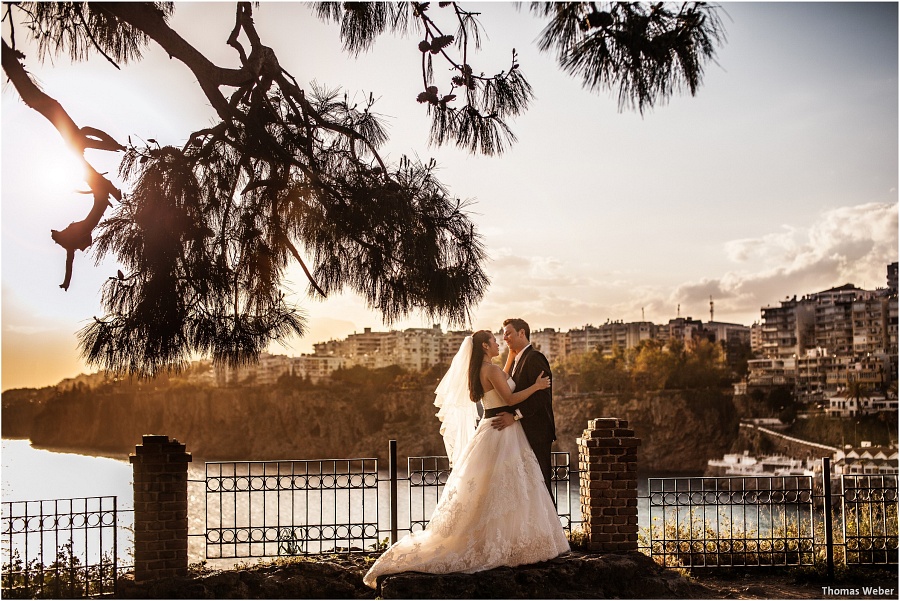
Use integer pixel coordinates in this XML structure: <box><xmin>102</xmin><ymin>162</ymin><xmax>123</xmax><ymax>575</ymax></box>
<box><xmin>36</xmin><ymin>146</ymin><xmax>90</xmax><ymax>199</ymax></box>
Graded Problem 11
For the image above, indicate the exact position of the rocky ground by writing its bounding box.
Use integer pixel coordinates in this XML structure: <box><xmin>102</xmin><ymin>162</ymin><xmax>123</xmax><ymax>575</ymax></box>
<box><xmin>115</xmin><ymin>552</ymin><xmax>898</xmax><ymax>599</ymax></box>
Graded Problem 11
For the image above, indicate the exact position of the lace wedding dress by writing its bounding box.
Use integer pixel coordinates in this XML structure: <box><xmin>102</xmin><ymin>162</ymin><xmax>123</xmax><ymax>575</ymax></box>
<box><xmin>363</xmin><ymin>380</ymin><xmax>569</xmax><ymax>588</ymax></box>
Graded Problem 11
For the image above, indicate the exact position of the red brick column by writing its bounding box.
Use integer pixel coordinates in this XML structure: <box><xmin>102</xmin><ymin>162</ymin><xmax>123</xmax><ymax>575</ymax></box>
<box><xmin>130</xmin><ymin>435</ymin><xmax>192</xmax><ymax>581</ymax></box>
<box><xmin>578</xmin><ymin>418</ymin><xmax>640</xmax><ymax>552</ymax></box>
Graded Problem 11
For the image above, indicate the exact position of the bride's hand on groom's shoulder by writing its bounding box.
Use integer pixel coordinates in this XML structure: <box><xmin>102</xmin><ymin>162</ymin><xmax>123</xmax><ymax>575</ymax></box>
<box><xmin>534</xmin><ymin>371</ymin><xmax>550</xmax><ymax>390</ymax></box>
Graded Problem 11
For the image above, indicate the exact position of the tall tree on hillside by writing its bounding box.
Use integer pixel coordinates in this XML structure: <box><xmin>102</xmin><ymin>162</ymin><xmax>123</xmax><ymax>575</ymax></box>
<box><xmin>1</xmin><ymin>1</ymin><xmax>725</xmax><ymax>376</ymax></box>
<box><xmin>844</xmin><ymin>379</ymin><xmax>873</xmax><ymax>416</ymax></box>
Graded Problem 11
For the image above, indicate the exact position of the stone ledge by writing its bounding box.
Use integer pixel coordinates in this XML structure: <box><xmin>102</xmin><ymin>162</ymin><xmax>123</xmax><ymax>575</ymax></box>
<box><xmin>115</xmin><ymin>552</ymin><xmax>716</xmax><ymax>599</ymax></box>
<box><xmin>377</xmin><ymin>551</ymin><xmax>714</xmax><ymax>599</ymax></box>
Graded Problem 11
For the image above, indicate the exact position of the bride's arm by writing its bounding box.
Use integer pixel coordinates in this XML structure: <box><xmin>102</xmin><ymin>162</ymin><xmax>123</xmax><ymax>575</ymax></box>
<box><xmin>503</xmin><ymin>349</ymin><xmax>516</xmax><ymax>375</ymax></box>
<box><xmin>486</xmin><ymin>366</ymin><xmax>549</xmax><ymax>406</ymax></box>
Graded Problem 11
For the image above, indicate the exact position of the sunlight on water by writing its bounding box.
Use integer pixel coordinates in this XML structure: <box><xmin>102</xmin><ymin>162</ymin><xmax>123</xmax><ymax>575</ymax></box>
<box><xmin>1</xmin><ymin>440</ymin><xmax>133</xmax><ymax>506</ymax></box>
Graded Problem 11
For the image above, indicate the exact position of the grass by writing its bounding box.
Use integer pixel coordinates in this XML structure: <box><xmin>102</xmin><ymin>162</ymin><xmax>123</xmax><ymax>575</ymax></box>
<box><xmin>626</xmin><ymin>500</ymin><xmax>898</xmax><ymax>571</ymax></box>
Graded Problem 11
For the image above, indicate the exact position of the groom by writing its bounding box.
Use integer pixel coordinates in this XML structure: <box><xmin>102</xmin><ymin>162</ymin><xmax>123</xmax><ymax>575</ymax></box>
<box><xmin>488</xmin><ymin>318</ymin><xmax>556</xmax><ymax>498</ymax></box>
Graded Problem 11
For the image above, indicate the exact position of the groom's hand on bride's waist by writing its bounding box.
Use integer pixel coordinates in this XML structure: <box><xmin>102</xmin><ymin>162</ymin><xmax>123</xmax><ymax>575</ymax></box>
<box><xmin>491</xmin><ymin>411</ymin><xmax>518</xmax><ymax>430</ymax></box>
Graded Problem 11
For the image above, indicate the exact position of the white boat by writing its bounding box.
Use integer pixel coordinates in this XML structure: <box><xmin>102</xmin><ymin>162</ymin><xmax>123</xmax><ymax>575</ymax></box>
<box><xmin>707</xmin><ymin>451</ymin><xmax>817</xmax><ymax>477</ymax></box>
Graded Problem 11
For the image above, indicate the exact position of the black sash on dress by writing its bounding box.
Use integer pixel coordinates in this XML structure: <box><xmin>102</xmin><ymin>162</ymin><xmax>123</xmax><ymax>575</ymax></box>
<box><xmin>482</xmin><ymin>406</ymin><xmax>514</xmax><ymax>418</ymax></box>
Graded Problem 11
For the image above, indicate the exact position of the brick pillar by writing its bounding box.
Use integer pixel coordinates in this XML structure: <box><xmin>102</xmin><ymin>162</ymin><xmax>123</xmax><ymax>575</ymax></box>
<box><xmin>130</xmin><ymin>435</ymin><xmax>192</xmax><ymax>581</ymax></box>
<box><xmin>578</xmin><ymin>418</ymin><xmax>640</xmax><ymax>552</ymax></box>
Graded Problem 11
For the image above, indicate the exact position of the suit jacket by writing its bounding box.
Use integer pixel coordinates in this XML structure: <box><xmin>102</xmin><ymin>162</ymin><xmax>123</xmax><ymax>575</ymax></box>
<box><xmin>510</xmin><ymin>345</ymin><xmax>556</xmax><ymax>444</ymax></box>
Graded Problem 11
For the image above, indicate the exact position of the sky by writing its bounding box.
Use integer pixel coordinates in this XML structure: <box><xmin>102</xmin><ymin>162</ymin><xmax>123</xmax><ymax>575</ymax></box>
<box><xmin>1</xmin><ymin>2</ymin><xmax>898</xmax><ymax>391</ymax></box>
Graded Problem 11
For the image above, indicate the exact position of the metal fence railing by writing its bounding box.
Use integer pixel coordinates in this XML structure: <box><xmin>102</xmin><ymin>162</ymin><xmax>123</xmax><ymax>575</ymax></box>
<box><xmin>203</xmin><ymin>459</ymin><xmax>380</xmax><ymax>558</ymax></box>
<box><xmin>642</xmin><ymin>475</ymin><xmax>817</xmax><ymax>567</ymax></box>
<box><xmin>2</xmin><ymin>446</ymin><xmax>896</xmax><ymax>598</ymax></box>
<box><xmin>1</xmin><ymin>496</ymin><xmax>132</xmax><ymax>598</ymax></box>
<box><xmin>841</xmin><ymin>474</ymin><xmax>899</xmax><ymax>565</ymax></box>
<box><xmin>200</xmin><ymin>443</ymin><xmax>581</xmax><ymax>559</ymax></box>
<box><xmin>638</xmin><ymin>463</ymin><xmax>899</xmax><ymax>573</ymax></box>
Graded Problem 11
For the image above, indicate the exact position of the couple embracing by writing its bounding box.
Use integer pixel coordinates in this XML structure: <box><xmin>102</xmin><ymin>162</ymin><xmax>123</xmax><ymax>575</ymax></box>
<box><xmin>363</xmin><ymin>318</ymin><xmax>569</xmax><ymax>588</ymax></box>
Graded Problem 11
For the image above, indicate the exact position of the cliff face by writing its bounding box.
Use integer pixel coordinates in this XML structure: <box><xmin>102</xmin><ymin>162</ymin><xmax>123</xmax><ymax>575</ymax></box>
<box><xmin>553</xmin><ymin>389</ymin><xmax>740</xmax><ymax>473</ymax></box>
<box><xmin>4</xmin><ymin>384</ymin><xmax>739</xmax><ymax>472</ymax></box>
<box><xmin>18</xmin><ymin>383</ymin><xmax>447</xmax><ymax>462</ymax></box>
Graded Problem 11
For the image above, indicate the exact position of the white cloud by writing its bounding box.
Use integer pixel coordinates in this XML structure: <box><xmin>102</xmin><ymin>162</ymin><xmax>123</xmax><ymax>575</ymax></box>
<box><xmin>479</xmin><ymin>202</ymin><xmax>898</xmax><ymax>329</ymax></box>
<box><xmin>671</xmin><ymin>202</ymin><xmax>898</xmax><ymax>321</ymax></box>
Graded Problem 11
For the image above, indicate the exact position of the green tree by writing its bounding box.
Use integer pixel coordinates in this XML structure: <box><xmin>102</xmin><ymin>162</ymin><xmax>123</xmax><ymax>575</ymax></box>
<box><xmin>630</xmin><ymin>339</ymin><xmax>676</xmax><ymax>390</ymax></box>
<box><xmin>1</xmin><ymin>2</ymin><xmax>725</xmax><ymax>377</ymax></box>
<box><xmin>844</xmin><ymin>379</ymin><xmax>873</xmax><ymax>416</ymax></box>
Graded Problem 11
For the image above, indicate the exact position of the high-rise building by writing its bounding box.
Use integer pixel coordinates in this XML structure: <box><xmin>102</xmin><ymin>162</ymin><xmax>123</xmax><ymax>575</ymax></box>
<box><xmin>667</xmin><ymin>317</ymin><xmax>704</xmax><ymax>346</ymax></box>
<box><xmin>531</xmin><ymin>328</ymin><xmax>569</xmax><ymax>363</ymax></box>
<box><xmin>750</xmin><ymin>321</ymin><xmax>763</xmax><ymax>353</ymax></box>
<box><xmin>760</xmin><ymin>296</ymin><xmax>816</xmax><ymax>359</ymax></box>
<box><xmin>852</xmin><ymin>296</ymin><xmax>890</xmax><ymax>355</ymax></box>
<box><xmin>813</xmin><ymin>285</ymin><xmax>863</xmax><ymax>356</ymax></box>
<box><xmin>888</xmin><ymin>262</ymin><xmax>898</xmax><ymax>293</ymax></box>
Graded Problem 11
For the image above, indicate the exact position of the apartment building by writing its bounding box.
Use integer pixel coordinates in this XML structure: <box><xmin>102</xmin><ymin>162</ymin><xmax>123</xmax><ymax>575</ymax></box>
<box><xmin>826</xmin><ymin>394</ymin><xmax>898</xmax><ymax>418</ymax></box>
<box><xmin>215</xmin><ymin>352</ymin><xmax>293</xmax><ymax>386</ymax></box>
<box><xmin>292</xmin><ymin>355</ymin><xmax>346</xmax><ymax>383</ymax></box>
<box><xmin>852</xmin><ymin>295</ymin><xmax>890</xmax><ymax>355</ymax></box>
<box><xmin>704</xmin><ymin>321</ymin><xmax>752</xmax><ymax>345</ymax></box>
<box><xmin>750</xmin><ymin>321</ymin><xmax>763</xmax><ymax>353</ymax></box>
<box><xmin>746</xmin><ymin>357</ymin><xmax>796</xmax><ymax>388</ymax></box>
<box><xmin>667</xmin><ymin>317</ymin><xmax>704</xmax><ymax>346</ymax></box>
<box><xmin>567</xmin><ymin>324</ymin><xmax>605</xmax><ymax>356</ymax></box>
<box><xmin>760</xmin><ymin>296</ymin><xmax>816</xmax><ymax>360</ymax></box>
<box><xmin>888</xmin><ymin>296</ymin><xmax>899</xmax><ymax>356</ymax></box>
<box><xmin>313</xmin><ymin>325</ymin><xmax>450</xmax><ymax>372</ymax></box>
<box><xmin>441</xmin><ymin>330</ymin><xmax>471</xmax><ymax>363</ymax></box>
<box><xmin>560</xmin><ymin>321</ymin><xmax>659</xmax><ymax>361</ymax></box>
<box><xmin>531</xmin><ymin>328</ymin><xmax>569</xmax><ymax>363</ymax></box>
<box><xmin>813</xmin><ymin>285</ymin><xmax>862</xmax><ymax>356</ymax></box>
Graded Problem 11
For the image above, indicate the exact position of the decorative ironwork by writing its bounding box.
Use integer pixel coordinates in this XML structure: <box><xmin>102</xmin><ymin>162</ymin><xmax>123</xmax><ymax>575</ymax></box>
<box><xmin>551</xmin><ymin>452</ymin><xmax>578</xmax><ymax>530</ymax></box>
<box><xmin>646</xmin><ymin>476</ymin><xmax>816</xmax><ymax>567</ymax></box>
<box><xmin>204</xmin><ymin>459</ymin><xmax>379</xmax><ymax>558</ymax></box>
<box><xmin>841</xmin><ymin>474</ymin><xmax>899</xmax><ymax>565</ymax></box>
<box><xmin>203</xmin><ymin>450</ymin><xmax>581</xmax><ymax>559</ymax></box>
<box><xmin>407</xmin><ymin>456</ymin><xmax>451</xmax><ymax>532</ymax></box>
<box><xmin>1</xmin><ymin>496</ymin><xmax>126</xmax><ymax>598</ymax></box>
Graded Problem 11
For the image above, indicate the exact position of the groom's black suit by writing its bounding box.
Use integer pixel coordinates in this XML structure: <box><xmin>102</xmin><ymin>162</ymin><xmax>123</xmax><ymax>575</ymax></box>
<box><xmin>510</xmin><ymin>345</ymin><xmax>556</xmax><ymax>497</ymax></box>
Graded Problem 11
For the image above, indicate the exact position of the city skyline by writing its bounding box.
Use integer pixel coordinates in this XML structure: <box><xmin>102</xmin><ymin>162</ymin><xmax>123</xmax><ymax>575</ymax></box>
<box><xmin>2</xmin><ymin>2</ymin><xmax>898</xmax><ymax>390</ymax></box>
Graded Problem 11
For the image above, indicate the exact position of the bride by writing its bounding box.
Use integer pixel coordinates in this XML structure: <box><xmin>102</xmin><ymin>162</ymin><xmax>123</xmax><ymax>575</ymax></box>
<box><xmin>363</xmin><ymin>330</ymin><xmax>569</xmax><ymax>588</ymax></box>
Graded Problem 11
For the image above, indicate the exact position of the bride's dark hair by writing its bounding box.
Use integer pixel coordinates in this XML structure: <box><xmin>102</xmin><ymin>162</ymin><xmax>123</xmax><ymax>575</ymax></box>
<box><xmin>468</xmin><ymin>330</ymin><xmax>494</xmax><ymax>403</ymax></box>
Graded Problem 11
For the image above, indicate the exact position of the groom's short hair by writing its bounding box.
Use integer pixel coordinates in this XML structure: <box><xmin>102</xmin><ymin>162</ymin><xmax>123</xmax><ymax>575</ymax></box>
<box><xmin>503</xmin><ymin>318</ymin><xmax>530</xmax><ymax>340</ymax></box>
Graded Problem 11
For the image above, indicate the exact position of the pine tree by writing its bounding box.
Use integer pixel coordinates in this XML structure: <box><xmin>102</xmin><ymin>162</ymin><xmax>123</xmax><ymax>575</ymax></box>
<box><xmin>1</xmin><ymin>2</ymin><xmax>725</xmax><ymax>377</ymax></box>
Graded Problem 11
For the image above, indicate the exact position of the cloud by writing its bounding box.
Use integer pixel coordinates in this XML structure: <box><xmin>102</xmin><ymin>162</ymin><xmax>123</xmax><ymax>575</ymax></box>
<box><xmin>672</xmin><ymin>202</ymin><xmax>898</xmax><ymax>321</ymax></box>
<box><xmin>480</xmin><ymin>202</ymin><xmax>897</xmax><ymax>330</ymax></box>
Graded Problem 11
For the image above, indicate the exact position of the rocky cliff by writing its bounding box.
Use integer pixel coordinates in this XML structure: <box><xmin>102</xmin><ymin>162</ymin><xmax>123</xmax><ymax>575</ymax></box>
<box><xmin>3</xmin><ymin>383</ymin><xmax>739</xmax><ymax>472</ymax></box>
<box><xmin>553</xmin><ymin>389</ymin><xmax>740</xmax><ymax>472</ymax></box>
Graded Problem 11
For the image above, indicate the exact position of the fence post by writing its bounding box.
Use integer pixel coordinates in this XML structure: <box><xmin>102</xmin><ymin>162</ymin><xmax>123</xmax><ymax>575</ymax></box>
<box><xmin>389</xmin><ymin>439</ymin><xmax>398</xmax><ymax>545</ymax></box>
<box><xmin>130</xmin><ymin>435</ymin><xmax>192</xmax><ymax>582</ymax></box>
<box><xmin>578</xmin><ymin>418</ymin><xmax>641</xmax><ymax>552</ymax></box>
<box><xmin>822</xmin><ymin>456</ymin><xmax>835</xmax><ymax>579</ymax></box>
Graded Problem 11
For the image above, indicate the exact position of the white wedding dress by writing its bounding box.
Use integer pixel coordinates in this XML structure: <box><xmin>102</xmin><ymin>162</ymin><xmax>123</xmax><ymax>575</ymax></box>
<box><xmin>363</xmin><ymin>379</ymin><xmax>569</xmax><ymax>588</ymax></box>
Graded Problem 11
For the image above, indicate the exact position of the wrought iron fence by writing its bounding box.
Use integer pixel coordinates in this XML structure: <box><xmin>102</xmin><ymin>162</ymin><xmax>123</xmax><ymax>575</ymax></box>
<box><xmin>4</xmin><ymin>445</ymin><xmax>896</xmax><ymax>596</ymax></box>
<box><xmin>203</xmin><ymin>459</ymin><xmax>380</xmax><ymax>558</ymax></box>
<box><xmin>841</xmin><ymin>474</ymin><xmax>899</xmax><ymax>565</ymax></box>
<box><xmin>201</xmin><ymin>443</ymin><xmax>581</xmax><ymax>559</ymax></box>
<box><xmin>642</xmin><ymin>475</ymin><xmax>817</xmax><ymax>567</ymax></box>
<box><xmin>1</xmin><ymin>496</ymin><xmax>131</xmax><ymax>598</ymax></box>
<box><xmin>638</xmin><ymin>466</ymin><xmax>899</xmax><ymax>572</ymax></box>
